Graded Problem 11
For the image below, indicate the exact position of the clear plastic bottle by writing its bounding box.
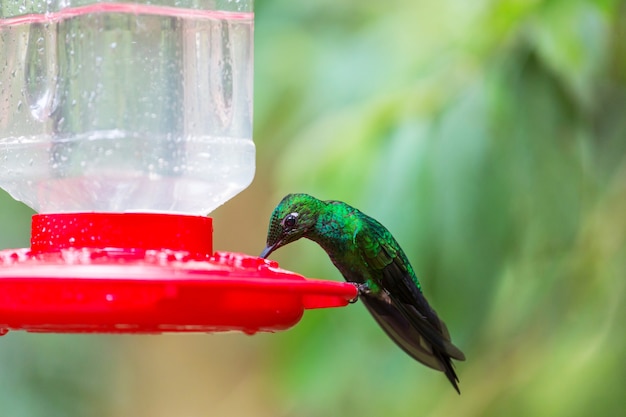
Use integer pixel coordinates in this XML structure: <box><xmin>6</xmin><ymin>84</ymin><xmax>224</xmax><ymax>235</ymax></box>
<box><xmin>0</xmin><ymin>0</ymin><xmax>255</xmax><ymax>214</ymax></box>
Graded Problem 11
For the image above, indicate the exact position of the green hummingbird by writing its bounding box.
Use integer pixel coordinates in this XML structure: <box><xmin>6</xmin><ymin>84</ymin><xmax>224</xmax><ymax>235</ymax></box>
<box><xmin>260</xmin><ymin>193</ymin><xmax>465</xmax><ymax>393</ymax></box>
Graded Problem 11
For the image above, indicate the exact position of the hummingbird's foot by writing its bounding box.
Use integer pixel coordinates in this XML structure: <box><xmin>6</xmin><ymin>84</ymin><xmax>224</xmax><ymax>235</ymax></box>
<box><xmin>348</xmin><ymin>282</ymin><xmax>371</xmax><ymax>303</ymax></box>
<box><xmin>357</xmin><ymin>282</ymin><xmax>372</xmax><ymax>295</ymax></box>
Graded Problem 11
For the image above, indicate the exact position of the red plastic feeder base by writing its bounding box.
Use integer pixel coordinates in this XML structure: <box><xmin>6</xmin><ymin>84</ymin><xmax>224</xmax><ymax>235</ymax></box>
<box><xmin>0</xmin><ymin>213</ymin><xmax>357</xmax><ymax>335</ymax></box>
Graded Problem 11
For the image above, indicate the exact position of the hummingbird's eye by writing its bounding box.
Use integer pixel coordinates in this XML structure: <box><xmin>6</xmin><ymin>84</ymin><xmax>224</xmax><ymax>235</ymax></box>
<box><xmin>282</xmin><ymin>213</ymin><xmax>298</xmax><ymax>229</ymax></box>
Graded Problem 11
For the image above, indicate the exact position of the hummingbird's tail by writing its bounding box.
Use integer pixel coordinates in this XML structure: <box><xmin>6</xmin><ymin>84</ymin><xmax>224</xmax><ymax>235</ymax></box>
<box><xmin>361</xmin><ymin>293</ymin><xmax>465</xmax><ymax>393</ymax></box>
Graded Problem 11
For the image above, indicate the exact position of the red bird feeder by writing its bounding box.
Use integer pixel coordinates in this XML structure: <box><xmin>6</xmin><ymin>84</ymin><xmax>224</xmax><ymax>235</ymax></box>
<box><xmin>0</xmin><ymin>213</ymin><xmax>356</xmax><ymax>335</ymax></box>
<box><xmin>0</xmin><ymin>2</ymin><xmax>357</xmax><ymax>335</ymax></box>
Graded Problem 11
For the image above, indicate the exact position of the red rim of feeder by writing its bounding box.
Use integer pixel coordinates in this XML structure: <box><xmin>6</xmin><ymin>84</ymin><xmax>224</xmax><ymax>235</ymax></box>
<box><xmin>0</xmin><ymin>213</ymin><xmax>357</xmax><ymax>335</ymax></box>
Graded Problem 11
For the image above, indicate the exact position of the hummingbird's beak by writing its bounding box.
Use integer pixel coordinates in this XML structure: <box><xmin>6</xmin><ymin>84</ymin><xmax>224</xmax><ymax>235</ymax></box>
<box><xmin>260</xmin><ymin>241</ymin><xmax>280</xmax><ymax>259</ymax></box>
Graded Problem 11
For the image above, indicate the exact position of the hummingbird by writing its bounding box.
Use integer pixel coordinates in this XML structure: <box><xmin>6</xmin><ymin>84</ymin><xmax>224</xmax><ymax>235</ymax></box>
<box><xmin>260</xmin><ymin>193</ymin><xmax>465</xmax><ymax>393</ymax></box>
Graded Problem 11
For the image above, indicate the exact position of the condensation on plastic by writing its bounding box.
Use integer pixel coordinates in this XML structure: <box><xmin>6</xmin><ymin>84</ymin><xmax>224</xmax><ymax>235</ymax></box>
<box><xmin>0</xmin><ymin>1</ymin><xmax>255</xmax><ymax>214</ymax></box>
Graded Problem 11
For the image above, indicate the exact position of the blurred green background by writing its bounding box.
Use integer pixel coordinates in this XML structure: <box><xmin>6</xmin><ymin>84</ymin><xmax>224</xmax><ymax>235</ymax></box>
<box><xmin>1</xmin><ymin>0</ymin><xmax>626</xmax><ymax>416</ymax></box>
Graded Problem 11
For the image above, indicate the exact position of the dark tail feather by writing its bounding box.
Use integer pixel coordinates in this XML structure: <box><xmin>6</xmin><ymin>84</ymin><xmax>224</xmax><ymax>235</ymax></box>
<box><xmin>360</xmin><ymin>293</ymin><xmax>465</xmax><ymax>394</ymax></box>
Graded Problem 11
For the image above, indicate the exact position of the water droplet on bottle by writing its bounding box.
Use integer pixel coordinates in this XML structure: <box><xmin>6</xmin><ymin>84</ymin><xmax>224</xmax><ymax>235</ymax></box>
<box><xmin>24</xmin><ymin>23</ymin><xmax>58</xmax><ymax>121</ymax></box>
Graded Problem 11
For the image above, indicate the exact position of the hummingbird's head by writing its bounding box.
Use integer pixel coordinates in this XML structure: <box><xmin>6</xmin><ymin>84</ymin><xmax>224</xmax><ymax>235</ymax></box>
<box><xmin>260</xmin><ymin>193</ymin><xmax>323</xmax><ymax>258</ymax></box>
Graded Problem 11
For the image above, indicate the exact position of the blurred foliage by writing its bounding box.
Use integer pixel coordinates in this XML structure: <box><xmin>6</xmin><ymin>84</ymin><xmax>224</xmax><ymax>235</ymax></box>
<box><xmin>0</xmin><ymin>333</ymin><xmax>113</xmax><ymax>417</ymax></box>
<box><xmin>1</xmin><ymin>0</ymin><xmax>625</xmax><ymax>416</ymax></box>
<box><xmin>256</xmin><ymin>0</ymin><xmax>626</xmax><ymax>416</ymax></box>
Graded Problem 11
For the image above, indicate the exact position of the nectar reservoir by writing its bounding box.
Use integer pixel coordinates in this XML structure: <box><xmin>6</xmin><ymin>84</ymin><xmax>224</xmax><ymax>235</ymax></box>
<box><xmin>0</xmin><ymin>0</ymin><xmax>255</xmax><ymax>214</ymax></box>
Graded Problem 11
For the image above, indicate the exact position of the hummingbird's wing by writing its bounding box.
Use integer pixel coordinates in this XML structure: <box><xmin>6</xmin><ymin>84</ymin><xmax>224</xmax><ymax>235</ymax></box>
<box><xmin>360</xmin><ymin>292</ymin><xmax>451</xmax><ymax>371</ymax></box>
<box><xmin>356</xmin><ymin>216</ymin><xmax>465</xmax><ymax>392</ymax></box>
<box><xmin>377</xmin><ymin>253</ymin><xmax>465</xmax><ymax>361</ymax></box>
